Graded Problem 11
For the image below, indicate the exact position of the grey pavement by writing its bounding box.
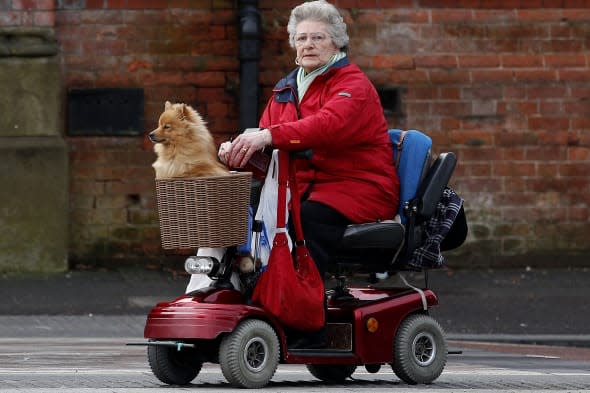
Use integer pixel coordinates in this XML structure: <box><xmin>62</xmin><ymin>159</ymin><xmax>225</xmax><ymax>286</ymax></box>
<box><xmin>0</xmin><ymin>266</ymin><xmax>589</xmax><ymax>346</ymax></box>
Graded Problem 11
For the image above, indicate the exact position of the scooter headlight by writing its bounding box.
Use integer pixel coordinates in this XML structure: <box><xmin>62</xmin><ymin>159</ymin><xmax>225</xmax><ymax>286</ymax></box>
<box><xmin>185</xmin><ymin>256</ymin><xmax>219</xmax><ymax>275</ymax></box>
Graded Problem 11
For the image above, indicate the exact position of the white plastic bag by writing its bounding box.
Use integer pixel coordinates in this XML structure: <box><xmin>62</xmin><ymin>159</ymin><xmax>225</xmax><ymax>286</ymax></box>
<box><xmin>252</xmin><ymin>149</ymin><xmax>292</xmax><ymax>267</ymax></box>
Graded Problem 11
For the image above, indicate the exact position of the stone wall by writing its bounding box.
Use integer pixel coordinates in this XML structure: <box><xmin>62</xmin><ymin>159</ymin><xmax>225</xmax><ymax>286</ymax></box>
<box><xmin>13</xmin><ymin>0</ymin><xmax>590</xmax><ymax>268</ymax></box>
<box><xmin>0</xmin><ymin>0</ymin><xmax>69</xmax><ymax>273</ymax></box>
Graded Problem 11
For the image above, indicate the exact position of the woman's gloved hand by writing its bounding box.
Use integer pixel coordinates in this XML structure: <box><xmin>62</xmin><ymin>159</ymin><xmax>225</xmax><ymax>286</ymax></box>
<box><xmin>219</xmin><ymin>129</ymin><xmax>272</xmax><ymax>169</ymax></box>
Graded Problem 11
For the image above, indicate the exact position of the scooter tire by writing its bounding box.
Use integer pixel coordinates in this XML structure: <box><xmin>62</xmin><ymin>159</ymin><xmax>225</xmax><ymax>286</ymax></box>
<box><xmin>147</xmin><ymin>343</ymin><xmax>202</xmax><ymax>385</ymax></box>
<box><xmin>391</xmin><ymin>313</ymin><xmax>447</xmax><ymax>384</ymax></box>
<box><xmin>219</xmin><ymin>319</ymin><xmax>280</xmax><ymax>389</ymax></box>
<box><xmin>306</xmin><ymin>364</ymin><xmax>357</xmax><ymax>383</ymax></box>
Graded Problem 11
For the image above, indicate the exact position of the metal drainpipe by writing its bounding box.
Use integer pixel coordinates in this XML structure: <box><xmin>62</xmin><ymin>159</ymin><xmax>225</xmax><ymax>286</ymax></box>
<box><xmin>238</xmin><ymin>0</ymin><xmax>261</xmax><ymax>130</ymax></box>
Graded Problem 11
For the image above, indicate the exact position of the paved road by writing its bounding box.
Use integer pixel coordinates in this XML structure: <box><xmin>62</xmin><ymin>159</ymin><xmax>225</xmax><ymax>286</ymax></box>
<box><xmin>0</xmin><ymin>338</ymin><xmax>589</xmax><ymax>392</ymax></box>
<box><xmin>2</xmin><ymin>267</ymin><xmax>590</xmax><ymax>344</ymax></box>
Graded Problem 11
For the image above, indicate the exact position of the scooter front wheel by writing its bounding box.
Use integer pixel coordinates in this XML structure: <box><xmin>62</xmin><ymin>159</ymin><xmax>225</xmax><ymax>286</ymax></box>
<box><xmin>147</xmin><ymin>343</ymin><xmax>202</xmax><ymax>385</ymax></box>
<box><xmin>391</xmin><ymin>313</ymin><xmax>447</xmax><ymax>384</ymax></box>
<box><xmin>219</xmin><ymin>319</ymin><xmax>280</xmax><ymax>388</ymax></box>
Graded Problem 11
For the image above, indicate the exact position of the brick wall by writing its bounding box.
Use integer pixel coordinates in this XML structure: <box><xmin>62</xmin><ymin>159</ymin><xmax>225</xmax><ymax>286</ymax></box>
<box><xmin>34</xmin><ymin>0</ymin><xmax>590</xmax><ymax>267</ymax></box>
<box><xmin>0</xmin><ymin>0</ymin><xmax>56</xmax><ymax>26</ymax></box>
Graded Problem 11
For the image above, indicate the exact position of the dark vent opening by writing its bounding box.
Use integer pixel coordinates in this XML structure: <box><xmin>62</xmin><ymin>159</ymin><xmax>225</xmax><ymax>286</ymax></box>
<box><xmin>67</xmin><ymin>88</ymin><xmax>144</xmax><ymax>136</ymax></box>
<box><xmin>377</xmin><ymin>87</ymin><xmax>402</xmax><ymax>117</ymax></box>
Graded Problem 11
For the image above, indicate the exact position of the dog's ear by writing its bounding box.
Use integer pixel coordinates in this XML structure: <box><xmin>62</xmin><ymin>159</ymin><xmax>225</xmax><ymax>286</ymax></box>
<box><xmin>179</xmin><ymin>104</ymin><xmax>190</xmax><ymax>121</ymax></box>
<box><xmin>165</xmin><ymin>101</ymin><xmax>172</xmax><ymax>110</ymax></box>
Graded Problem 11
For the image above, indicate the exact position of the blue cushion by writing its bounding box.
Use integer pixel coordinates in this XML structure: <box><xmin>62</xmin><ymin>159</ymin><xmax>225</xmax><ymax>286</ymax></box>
<box><xmin>389</xmin><ymin>129</ymin><xmax>432</xmax><ymax>224</ymax></box>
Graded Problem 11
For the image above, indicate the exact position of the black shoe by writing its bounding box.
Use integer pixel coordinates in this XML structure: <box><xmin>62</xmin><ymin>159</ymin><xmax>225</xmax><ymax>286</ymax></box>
<box><xmin>288</xmin><ymin>328</ymin><xmax>327</xmax><ymax>349</ymax></box>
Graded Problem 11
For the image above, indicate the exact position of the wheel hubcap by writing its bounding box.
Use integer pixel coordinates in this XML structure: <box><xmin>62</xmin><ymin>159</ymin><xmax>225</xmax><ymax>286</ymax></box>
<box><xmin>243</xmin><ymin>337</ymin><xmax>268</xmax><ymax>373</ymax></box>
<box><xmin>412</xmin><ymin>332</ymin><xmax>436</xmax><ymax>366</ymax></box>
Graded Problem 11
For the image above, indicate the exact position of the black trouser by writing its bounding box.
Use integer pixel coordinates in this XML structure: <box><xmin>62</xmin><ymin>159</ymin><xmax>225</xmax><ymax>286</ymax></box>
<box><xmin>298</xmin><ymin>200</ymin><xmax>352</xmax><ymax>278</ymax></box>
<box><xmin>287</xmin><ymin>200</ymin><xmax>352</xmax><ymax>345</ymax></box>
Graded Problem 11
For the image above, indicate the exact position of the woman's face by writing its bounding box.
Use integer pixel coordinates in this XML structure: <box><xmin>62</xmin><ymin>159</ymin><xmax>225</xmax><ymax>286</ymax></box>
<box><xmin>294</xmin><ymin>20</ymin><xmax>339</xmax><ymax>73</ymax></box>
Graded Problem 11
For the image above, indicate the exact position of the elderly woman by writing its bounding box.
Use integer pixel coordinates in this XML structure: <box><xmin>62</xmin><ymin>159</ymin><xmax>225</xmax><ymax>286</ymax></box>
<box><xmin>221</xmin><ymin>0</ymin><xmax>400</xmax><ymax>348</ymax></box>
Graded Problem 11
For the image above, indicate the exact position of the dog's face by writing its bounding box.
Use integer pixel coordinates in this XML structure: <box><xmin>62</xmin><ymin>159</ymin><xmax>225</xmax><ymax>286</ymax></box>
<box><xmin>149</xmin><ymin>101</ymin><xmax>203</xmax><ymax>145</ymax></box>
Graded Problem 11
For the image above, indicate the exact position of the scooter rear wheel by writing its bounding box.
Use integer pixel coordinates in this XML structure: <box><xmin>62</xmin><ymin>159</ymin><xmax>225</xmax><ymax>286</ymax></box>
<box><xmin>306</xmin><ymin>364</ymin><xmax>357</xmax><ymax>383</ymax></box>
<box><xmin>391</xmin><ymin>313</ymin><xmax>447</xmax><ymax>384</ymax></box>
<box><xmin>219</xmin><ymin>319</ymin><xmax>280</xmax><ymax>388</ymax></box>
<box><xmin>147</xmin><ymin>343</ymin><xmax>202</xmax><ymax>385</ymax></box>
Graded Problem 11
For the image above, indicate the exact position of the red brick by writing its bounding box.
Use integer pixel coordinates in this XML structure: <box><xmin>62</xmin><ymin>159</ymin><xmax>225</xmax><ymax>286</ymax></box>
<box><xmin>453</xmin><ymin>178</ymin><xmax>503</xmax><ymax>193</ymax></box>
<box><xmin>127</xmin><ymin>0</ymin><xmax>166</xmax><ymax>8</ymax></box>
<box><xmin>389</xmin><ymin>70</ymin><xmax>430</xmax><ymax>85</ymax></box>
<box><xmin>572</xmin><ymin>117</ymin><xmax>590</xmax><ymax>130</ymax></box>
<box><xmin>537</xmin><ymin>130</ymin><xmax>572</xmax><ymax>146</ymax></box>
<box><xmin>13</xmin><ymin>0</ymin><xmax>54</xmax><ymax>10</ymax></box>
<box><xmin>376</xmin><ymin>0</ymin><xmax>413</xmax><ymax>6</ymax></box>
<box><xmin>561</xmin><ymin>8</ymin><xmax>590</xmax><ymax>20</ymax></box>
<box><xmin>559</xmin><ymin>69</ymin><xmax>590</xmax><ymax>81</ymax></box>
<box><xmin>496</xmin><ymin>131</ymin><xmax>539</xmax><ymax>146</ymax></box>
<box><xmin>537</xmin><ymin>162</ymin><xmax>559</xmax><ymax>177</ymax></box>
<box><xmin>517</xmin><ymin>9</ymin><xmax>564</xmax><ymax>21</ymax></box>
<box><xmin>450</xmin><ymin>130</ymin><xmax>494</xmax><ymax>146</ymax></box>
<box><xmin>494</xmin><ymin>162</ymin><xmax>536</xmax><ymax>177</ymax></box>
<box><xmin>429</xmin><ymin>70</ymin><xmax>470</xmax><ymax>84</ymax></box>
<box><xmin>527</xmin><ymin>85</ymin><xmax>568</xmax><ymax>99</ymax></box>
<box><xmin>106</xmin><ymin>0</ymin><xmax>127</xmax><ymax>8</ymax></box>
<box><xmin>183</xmin><ymin>71</ymin><xmax>225</xmax><ymax>87</ymax></box>
<box><xmin>564</xmin><ymin>101</ymin><xmax>590</xmax><ymax>115</ymax></box>
<box><xmin>501</xmin><ymin>147</ymin><xmax>526</xmax><ymax>161</ymax></box>
<box><xmin>502</xmin><ymin>54</ymin><xmax>544</xmax><ymax>68</ymax></box>
<box><xmin>559</xmin><ymin>162</ymin><xmax>590</xmax><ymax>176</ymax></box>
<box><xmin>467</xmin><ymin>162</ymin><xmax>492</xmax><ymax>177</ymax></box>
<box><xmin>430</xmin><ymin>9</ymin><xmax>473</xmax><ymax>22</ymax></box>
<box><xmin>471</xmin><ymin>70</ymin><xmax>514</xmax><ymax>83</ymax></box>
<box><xmin>459</xmin><ymin>147</ymin><xmax>498</xmax><ymax>161</ymax></box>
<box><xmin>85</xmin><ymin>0</ymin><xmax>105</xmax><ymax>8</ymax></box>
<box><xmin>372</xmin><ymin>55</ymin><xmax>414</xmax><ymax>69</ymax></box>
<box><xmin>568</xmin><ymin>147</ymin><xmax>590</xmax><ymax>160</ymax></box>
<box><xmin>206</xmin><ymin>102</ymin><xmax>229</xmax><ymax>117</ymax></box>
<box><xmin>525</xmin><ymin>146</ymin><xmax>566</xmax><ymax>160</ymax></box>
<box><xmin>359</xmin><ymin>0</ymin><xmax>380</xmax><ymax>6</ymax></box>
<box><xmin>539</xmin><ymin>102</ymin><xmax>564</xmax><ymax>116</ymax></box>
<box><xmin>439</xmin><ymin>87</ymin><xmax>461</xmax><ymax>100</ymax></box>
<box><xmin>528</xmin><ymin>116</ymin><xmax>569</xmax><ymax>130</ymax></box>
<box><xmin>415</xmin><ymin>55</ymin><xmax>458</xmax><ymax>69</ymax></box>
<box><xmin>514</xmin><ymin>70</ymin><xmax>557</xmax><ymax>82</ymax></box>
<box><xmin>545</xmin><ymin>54</ymin><xmax>587</xmax><ymax>67</ymax></box>
<box><xmin>458</xmin><ymin>55</ymin><xmax>501</xmax><ymax>68</ymax></box>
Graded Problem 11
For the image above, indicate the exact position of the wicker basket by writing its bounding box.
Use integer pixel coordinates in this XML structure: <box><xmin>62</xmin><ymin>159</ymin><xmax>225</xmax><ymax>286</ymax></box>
<box><xmin>155</xmin><ymin>172</ymin><xmax>252</xmax><ymax>249</ymax></box>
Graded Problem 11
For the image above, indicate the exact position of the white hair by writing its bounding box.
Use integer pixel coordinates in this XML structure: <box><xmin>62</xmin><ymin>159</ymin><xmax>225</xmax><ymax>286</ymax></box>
<box><xmin>287</xmin><ymin>0</ymin><xmax>349</xmax><ymax>51</ymax></box>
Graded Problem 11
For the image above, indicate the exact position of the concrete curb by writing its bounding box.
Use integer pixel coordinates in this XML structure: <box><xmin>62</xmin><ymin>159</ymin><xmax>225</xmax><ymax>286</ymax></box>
<box><xmin>447</xmin><ymin>333</ymin><xmax>590</xmax><ymax>347</ymax></box>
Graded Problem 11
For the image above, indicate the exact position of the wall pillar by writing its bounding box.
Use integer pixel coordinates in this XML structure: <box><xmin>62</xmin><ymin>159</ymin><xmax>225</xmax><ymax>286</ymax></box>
<box><xmin>0</xmin><ymin>26</ymin><xmax>68</xmax><ymax>273</ymax></box>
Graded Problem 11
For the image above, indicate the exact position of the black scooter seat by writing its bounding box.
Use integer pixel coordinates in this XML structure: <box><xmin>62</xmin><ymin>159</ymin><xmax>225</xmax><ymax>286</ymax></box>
<box><xmin>340</xmin><ymin>221</ymin><xmax>404</xmax><ymax>250</ymax></box>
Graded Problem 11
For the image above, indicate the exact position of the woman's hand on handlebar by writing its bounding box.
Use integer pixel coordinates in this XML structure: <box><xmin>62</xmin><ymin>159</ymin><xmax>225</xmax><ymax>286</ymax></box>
<box><xmin>221</xmin><ymin>129</ymin><xmax>272</xmax><ymax>169</ymax></box>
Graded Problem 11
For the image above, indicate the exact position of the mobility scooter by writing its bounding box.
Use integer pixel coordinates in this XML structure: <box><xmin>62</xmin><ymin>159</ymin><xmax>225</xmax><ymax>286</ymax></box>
<box><xmin>140</xmin><ymin>129</ymin><xmax>465</xmax><ymax>388</ymax></box>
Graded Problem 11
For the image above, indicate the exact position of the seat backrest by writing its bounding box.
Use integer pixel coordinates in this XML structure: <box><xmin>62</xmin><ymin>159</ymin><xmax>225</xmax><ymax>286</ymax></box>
<box><xmin>389</xmin><ymin>129</ymin><xmax>432</xmax><ymax>224</ymax></box>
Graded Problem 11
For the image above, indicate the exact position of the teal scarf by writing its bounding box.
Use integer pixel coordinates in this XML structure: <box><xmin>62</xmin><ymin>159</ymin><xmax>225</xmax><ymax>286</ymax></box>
<box><xmin>297</xmin><ymin>52</ymin><xmax>346</xmax><ymax>101</ymax></box>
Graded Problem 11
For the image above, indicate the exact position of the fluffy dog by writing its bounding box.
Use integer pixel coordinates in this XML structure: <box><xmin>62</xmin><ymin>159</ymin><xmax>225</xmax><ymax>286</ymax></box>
<box><xmin>149</xmin><ymin>101</ymin><xmax>228</xmax><ymax>179</ymax></box>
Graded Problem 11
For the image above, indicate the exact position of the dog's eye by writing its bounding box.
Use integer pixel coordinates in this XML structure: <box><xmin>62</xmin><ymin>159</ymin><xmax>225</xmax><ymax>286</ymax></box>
<box><xmin>163</xmin><ymin>124</ymin><xmax>171</xmax><ymax>129</ymax></box>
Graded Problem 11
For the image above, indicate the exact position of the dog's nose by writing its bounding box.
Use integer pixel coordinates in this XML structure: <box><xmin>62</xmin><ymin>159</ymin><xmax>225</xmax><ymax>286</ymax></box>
<box><xmin>148</xmin><ymin>131</ymin><xmax>158</xmax><ymax>142</ymax></box>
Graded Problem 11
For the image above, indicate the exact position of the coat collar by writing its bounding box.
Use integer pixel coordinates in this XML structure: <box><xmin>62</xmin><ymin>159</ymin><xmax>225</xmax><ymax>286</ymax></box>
<box><xmin>273</xmin><ymin>56</ymin><xmax>350</xmax><ymax>92</ymax></box>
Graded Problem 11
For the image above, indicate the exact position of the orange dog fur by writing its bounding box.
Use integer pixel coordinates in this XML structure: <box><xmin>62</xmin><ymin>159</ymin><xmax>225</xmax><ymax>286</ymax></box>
<box><xmin>149</xmin><ymin>101</ymin><xmax>228</xmax><ymax>179</ymax></box>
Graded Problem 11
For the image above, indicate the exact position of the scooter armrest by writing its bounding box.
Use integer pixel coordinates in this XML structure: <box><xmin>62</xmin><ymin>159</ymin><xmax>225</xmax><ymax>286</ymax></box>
<box><xmin>415</xmin><ymin>152</ymin><xmax>457</xmax><ymax>218</ymax></box>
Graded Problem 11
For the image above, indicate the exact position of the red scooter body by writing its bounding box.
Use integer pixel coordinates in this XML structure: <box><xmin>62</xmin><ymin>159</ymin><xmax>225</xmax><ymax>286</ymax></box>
<box><xmin>144</xmin><ymin>284</ymin><xmax>438</xmax><ymax>366</ymax></box>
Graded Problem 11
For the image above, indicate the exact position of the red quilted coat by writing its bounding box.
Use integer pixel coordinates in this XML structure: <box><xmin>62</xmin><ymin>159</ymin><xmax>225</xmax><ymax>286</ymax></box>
<box><xmin>259</xmin><ymin>57</ymin><xmax>400</xmax><ymax>224</ymax></box>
